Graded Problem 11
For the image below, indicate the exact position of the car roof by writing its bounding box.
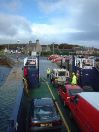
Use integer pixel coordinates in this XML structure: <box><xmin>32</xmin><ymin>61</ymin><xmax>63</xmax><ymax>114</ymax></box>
<box><xmin>33</xmin><ymin>98</ymin><xmax>54</xmax><ymax>106</ymax></box>
<box><xmin>78</xmin><ymin>92</ymin><xmax>99</xmax><ymax>110</ymax></box>
<box><xmin>66</xmin><ymin>84</ymin><xmax>82</xmax><ymax>90</ymax></box>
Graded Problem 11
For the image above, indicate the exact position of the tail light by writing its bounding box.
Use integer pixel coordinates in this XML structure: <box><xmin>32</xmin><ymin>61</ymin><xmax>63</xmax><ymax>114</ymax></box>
<box><xmin>31</xmin><ymin>122</ymin><xmax>40</xmax><ymax>127</ymax></box>
<box><xmin>24</xmin><ymin>67</ymin><xmax>28</xmax><ymax>77</ymax></box>
<box><xmin>67</xmin><ymin>96</ymin><xmax>70</xmax><ymax>99</ymax></box>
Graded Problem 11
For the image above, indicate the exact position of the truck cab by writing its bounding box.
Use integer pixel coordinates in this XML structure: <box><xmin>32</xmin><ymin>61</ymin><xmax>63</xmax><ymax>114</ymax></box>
<box><xmin>57</xmin><ymin>84</ymin><xmax>83</xmax><ymax>108</ymax></box>
<box><xmin>70</xmin><ymin>92</ymin><xmax>99</xmax><ymax>132</ymax></box>
<box><xmin>50</xmin><ymin>68</ymin><xmax>69</xmax><ymax>86</ymax></box>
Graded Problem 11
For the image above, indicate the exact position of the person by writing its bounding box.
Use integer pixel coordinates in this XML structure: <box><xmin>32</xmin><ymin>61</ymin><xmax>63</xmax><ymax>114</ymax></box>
<box><xmin>66</xmin><ymin>77</ymin><xmax>70</xmax><ymax>84</ymax></box>
<box><xmin>17</xmin><ymin>55</ymin><xmax>19</xmax><ymax>61</ymax></box>
<box><xmin>47</xmin><ymin>68</ymin><xmax>51</xmax><ymax>78</ymax></box>
<box><xmin>24</xmin><ymin>66</ymin><xmax>28</xmax><ymax>78</ymax></box>
<box><xmin>71</xmin><ymin>72</ymin><xmax>77</xmax><ymax>85</ymax></box>
<box><xmin>76</xmin><ymin>70</ymin><xmax>80</xmax><ymax>85</ymax></box>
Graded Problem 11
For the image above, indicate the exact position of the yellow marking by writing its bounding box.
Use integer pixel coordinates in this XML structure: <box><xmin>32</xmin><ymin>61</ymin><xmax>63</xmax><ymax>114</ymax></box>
<box><xmin>42</xmin><ymin>78</ymin><xmax>70</xmax><ymax>132</ymax></box>
<box><xmin>55</xmin><ymin>101</ymin><xmax>70</xmax><ymax>132</ymax></box>
<box><xmin>46</xmin><ymin>82</ymin><xmax>55</xmax><ymax>100</ymax></box>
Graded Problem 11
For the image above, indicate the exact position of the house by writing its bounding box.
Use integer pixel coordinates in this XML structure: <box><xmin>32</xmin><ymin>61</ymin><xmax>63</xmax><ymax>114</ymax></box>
<box><xmin>23</xmin><ymin>40</ymin><xmax>42</xmax><ymax>55</ymax></box>
<box><xmin>41</xmin><ymin>45</ymin><xmax>51</xmax><ymax>52</ymax></box>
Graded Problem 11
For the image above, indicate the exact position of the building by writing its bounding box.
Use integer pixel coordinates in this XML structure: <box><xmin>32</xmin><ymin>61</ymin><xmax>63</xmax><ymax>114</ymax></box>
<box><xmin>41</xmin><ymin>45</ymin><xmax>51</xmax><ymax>52</ymax></box>
<box><xmin>23</xmin><ymin>40</ymin><xmax>42</xmax><ymax>55</ymax></box>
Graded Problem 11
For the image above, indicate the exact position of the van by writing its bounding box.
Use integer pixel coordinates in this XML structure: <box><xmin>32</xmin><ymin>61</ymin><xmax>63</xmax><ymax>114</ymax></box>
<box><xmin>50</xmin><ymin>68</ymin><xmax>69</xmax><ymax>86</ymax></box>
<box><xmin>70</xmin><ymin>92</ymin><xmax>99</xmax><ymax>132</ymax></box>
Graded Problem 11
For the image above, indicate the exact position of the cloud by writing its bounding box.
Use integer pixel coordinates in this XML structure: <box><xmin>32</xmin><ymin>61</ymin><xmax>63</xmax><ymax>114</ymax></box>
<box><xmin>36</xmin><ymin>0</ymin><xmax>99</xmax><ymax>48</ymax></box>
<box><xmin>37</xmin><ymin>0</ymin><xmax>68</xmax><ymax>14</ymax></box>
<box><xmin>31</xmin><ymin>22</ymin><xmax>82</xmax><ymax>44</ymax></box>
<box><xmin>0</xmin><ymin>0</ymin><xmax>21</xmax><ymax>12</ymax></box>
<box><xmin>0</xmin><ymin>13</ymin><xmax>33</xmax><ymax>43</ymax></box>
<box><xmin>0</xmin><ymin>0</ymin><xmax>99</xmax><ymax>48</ymax></box>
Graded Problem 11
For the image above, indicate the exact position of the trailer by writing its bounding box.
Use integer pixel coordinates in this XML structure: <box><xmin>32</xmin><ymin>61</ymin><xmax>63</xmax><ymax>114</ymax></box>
<box><xmin>23</xmin><ymin>56</ymin><xmax>39</xmax><ymax>90</ymax></box>
<box><xmin>72</xmin><ymin>56</ymin><xmax>99</xmax><ymax>91</ymax></box>
<box><xmin>70</xmin><ymin>92</ymin><xmax>99</xmax><ymax>132</ymax></box>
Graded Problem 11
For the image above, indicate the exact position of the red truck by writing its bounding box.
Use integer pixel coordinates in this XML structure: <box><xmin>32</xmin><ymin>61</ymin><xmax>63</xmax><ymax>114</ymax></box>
<box><xmin>48</xmin><ymin>54</ymin><xmax>59</xmax><ymax>60</ymax></box>
<box><xmin>69</xmin><ymin>92</ymin><xmax>99</xmax><ymax>132</ymax></box>
<box><xmin>57</xmin><ymin>84</ymin><xmax>83</xmax><ymax>108</ymax></box>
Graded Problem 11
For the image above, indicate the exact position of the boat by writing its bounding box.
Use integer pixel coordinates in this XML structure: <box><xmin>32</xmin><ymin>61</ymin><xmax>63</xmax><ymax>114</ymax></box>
<box><xmin>8</xmin><ymin>55</ymin><xmax>98</xmax><ymax>132</ymax></box>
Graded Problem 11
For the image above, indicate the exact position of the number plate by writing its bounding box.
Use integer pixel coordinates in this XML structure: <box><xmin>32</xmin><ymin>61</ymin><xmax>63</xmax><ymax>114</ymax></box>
<box><xmin>40</xmin><ymin>123</ymin><xmax>52</xmax><ymax>127</ymax></box>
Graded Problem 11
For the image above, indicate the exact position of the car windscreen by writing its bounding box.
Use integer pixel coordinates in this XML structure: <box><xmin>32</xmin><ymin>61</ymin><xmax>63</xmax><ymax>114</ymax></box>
<box><xmin>58</xmin><ymin>71</ymin><xmax>65</xmax><ymax>76</ymax></box>
<box><xmin>69</xmin><ymin>89</ymin><xmax>82</xmax><ymax>96</ymax></box>
<box><xmin>34</xmin><ymin>105</ymin><xmax>56</xmax><ymax>119</ymax></box>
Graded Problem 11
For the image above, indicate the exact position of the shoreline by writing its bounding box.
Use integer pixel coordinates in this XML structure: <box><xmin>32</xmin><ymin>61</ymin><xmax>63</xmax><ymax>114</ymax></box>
<box><xmin>0</xmin><ymin>55</ymin><xmax>15</xmax><ymax>67</ymax></box>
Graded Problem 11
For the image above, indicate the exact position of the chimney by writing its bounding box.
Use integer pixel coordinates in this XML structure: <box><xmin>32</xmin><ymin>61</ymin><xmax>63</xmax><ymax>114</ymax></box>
<box><xmin>36</xmin><ymin>39</ymin><xmax>39</xmax><ymax>45</ymax></box>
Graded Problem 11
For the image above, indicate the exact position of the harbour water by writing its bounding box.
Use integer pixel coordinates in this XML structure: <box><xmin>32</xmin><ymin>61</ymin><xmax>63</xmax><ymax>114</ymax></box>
<box><xmin>0</xmin><ymin>64</ymin><xmax>23</xmax><ymax>132</ymax></box>
<box><xmin>0</xmin><ymin>65</ymin><xmax>11</xmax><ymax>87</ymax></box>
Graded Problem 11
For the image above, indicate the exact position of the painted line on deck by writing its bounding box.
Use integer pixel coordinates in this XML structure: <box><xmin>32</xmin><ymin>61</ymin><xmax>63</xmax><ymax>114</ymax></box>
<box><xmin>42</xmin><ymin>78</ymin><xmax>70</xmax><ymax>132</ymax></box>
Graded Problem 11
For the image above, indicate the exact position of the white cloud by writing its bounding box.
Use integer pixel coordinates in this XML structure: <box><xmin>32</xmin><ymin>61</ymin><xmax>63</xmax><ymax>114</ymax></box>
<box><xmin>0</xmin><ymin>13</ymin><xmax>33</xmax><ymax>43</ymax></box>
<box><xmin>38</xmin><ymin>0</ymin><xmax>67</xmax><ymax>14</ymax></box>
<box><xmin>31</xmin><ymin>23</ymin><xmax>82</xmax><ymax>44</ymax></box>
<box><xmin>32</xmin><ymin>23</ymin><xmax>81</xmax><ymax>35</ymax></box>
<box><xmin>0</xmin><ymin>0</ymin><xmax>99</xmax><ymax>48</ymax></box>
<box><xmin>0</xmin><ymin>0</ymin><xmax>21</xmax><ymax>12</ymax></box>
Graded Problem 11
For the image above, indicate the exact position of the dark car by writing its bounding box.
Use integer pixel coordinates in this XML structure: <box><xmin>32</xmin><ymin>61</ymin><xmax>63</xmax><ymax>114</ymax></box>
<box><xmin>28</xmin><ymin>98</ymin><xmax>62</xmax><ymax>132</ymax></box>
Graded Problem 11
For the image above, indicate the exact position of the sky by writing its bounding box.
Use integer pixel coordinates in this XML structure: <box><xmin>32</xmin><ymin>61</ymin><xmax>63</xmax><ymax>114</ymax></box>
<box><xmin>0</xmin><ymin>0</ymin><xmax>99</xmax><ymax>48</ymax></box>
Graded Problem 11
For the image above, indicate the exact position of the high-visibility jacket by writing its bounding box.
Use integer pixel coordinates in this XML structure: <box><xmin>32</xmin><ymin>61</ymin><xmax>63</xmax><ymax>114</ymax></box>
<box><xmin>47</xmin><ymin>68</ymin><xmax>51</xmax><ymax>74</ymax></box>
<box><xmin>71</xmin><ymin>75</ymin><xmax>77</xmax><ymax>85</ymax></box>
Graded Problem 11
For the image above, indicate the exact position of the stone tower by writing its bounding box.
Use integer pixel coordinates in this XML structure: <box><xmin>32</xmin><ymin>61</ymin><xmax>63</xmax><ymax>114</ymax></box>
<box><xmin>36</xmin><ymin>39</ymin><xmax>39</xmax><ymax>45</ymax></box>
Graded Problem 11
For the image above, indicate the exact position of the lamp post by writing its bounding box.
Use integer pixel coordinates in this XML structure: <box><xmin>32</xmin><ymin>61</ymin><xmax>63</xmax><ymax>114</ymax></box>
<box><xmin>17</xmin><ymin>40</ymin><xmax>20</xmax><ymax>52</ymax></box>
<box><xmin>53</xmin><ymin>42</ymin><xmax>54</xmax><ymax>54</ymax></box>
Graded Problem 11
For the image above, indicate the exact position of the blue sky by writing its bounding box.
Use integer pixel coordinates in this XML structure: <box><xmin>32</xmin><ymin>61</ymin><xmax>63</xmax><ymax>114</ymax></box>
<box><xmin>0</xmin><ymin>0</ymin><xmax>99</xmax><ymax>48</ymax></box>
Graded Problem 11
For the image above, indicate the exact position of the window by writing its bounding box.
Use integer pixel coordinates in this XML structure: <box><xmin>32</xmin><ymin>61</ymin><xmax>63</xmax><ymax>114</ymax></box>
<box><xmin>33</xmin><ymin>105</ymin><xmax>56</xmax><ymax>119</ymax></box>
<box><xmin>58</xmin><ymin>71</ymin><xmax>65</xmax><ymax>76</ymax></box>
<box><xmin>69</xmin><ymin>89</ymin><xmax>82</xmax><ymax>96</ymax></box>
